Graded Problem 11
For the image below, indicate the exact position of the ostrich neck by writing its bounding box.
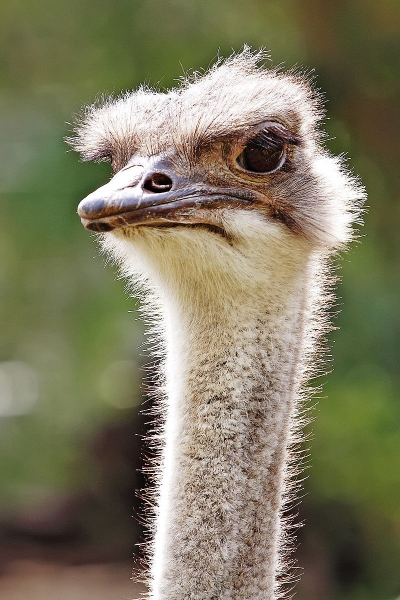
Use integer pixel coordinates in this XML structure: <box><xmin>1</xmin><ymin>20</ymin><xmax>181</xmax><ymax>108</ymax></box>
<box><xmin>150</xmin><ymin>253</ymin><xmax>313</xmax><ymax>600</ymax></box>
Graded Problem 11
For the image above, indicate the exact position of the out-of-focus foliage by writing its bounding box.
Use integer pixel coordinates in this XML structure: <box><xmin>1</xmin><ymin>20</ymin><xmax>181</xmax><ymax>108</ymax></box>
<box><xmin>0</xmin><ymin>1</ymin><xmax>398</xmax><ymax>598</ymax></box>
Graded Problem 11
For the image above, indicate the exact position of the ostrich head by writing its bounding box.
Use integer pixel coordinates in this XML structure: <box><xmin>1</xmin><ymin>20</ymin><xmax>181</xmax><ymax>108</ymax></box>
<box><xmin>72</xmin><ymin>50</ymin><xmax>361</xmax><ymax>263</ymax></box>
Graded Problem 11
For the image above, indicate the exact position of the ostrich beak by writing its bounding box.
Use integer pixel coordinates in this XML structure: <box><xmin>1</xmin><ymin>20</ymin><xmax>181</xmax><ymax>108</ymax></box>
<box><xmin>77</xmin><ymin>161</ymin><xmax>205</xmax><ymax>232</ymax></box>
<box><xmin>78</xmin><ymin>161</ymin><xmax>257</xmax><ymax>232</ymax></box>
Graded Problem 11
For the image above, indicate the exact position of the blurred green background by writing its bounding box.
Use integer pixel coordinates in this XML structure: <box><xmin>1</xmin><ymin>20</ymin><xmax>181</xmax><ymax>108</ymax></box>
<box><xmin>0</xmin><ymin>1</ymin><xmax>399</xmax><ymax>598</ymax></box>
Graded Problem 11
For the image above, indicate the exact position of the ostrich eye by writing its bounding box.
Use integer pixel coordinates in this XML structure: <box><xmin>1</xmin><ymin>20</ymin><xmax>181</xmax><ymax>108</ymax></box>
<box><xmin>236</xmin><ymin>130</ymin><xmax>285</xmax><ymax>173</ymax></box>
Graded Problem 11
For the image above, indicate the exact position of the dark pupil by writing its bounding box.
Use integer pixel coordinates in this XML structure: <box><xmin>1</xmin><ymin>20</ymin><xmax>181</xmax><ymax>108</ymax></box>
<box><xmin>237</xmin><ymin>132</ymin><xmax>284</xmax><ymax>173</ymax></box>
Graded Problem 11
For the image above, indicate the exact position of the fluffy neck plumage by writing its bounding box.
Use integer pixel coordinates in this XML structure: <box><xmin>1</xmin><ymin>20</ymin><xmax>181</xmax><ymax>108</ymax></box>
<box><xmin>104</xmin><ymin>211</ymin><xmax>324</xmax><ymax>600</ymax></box>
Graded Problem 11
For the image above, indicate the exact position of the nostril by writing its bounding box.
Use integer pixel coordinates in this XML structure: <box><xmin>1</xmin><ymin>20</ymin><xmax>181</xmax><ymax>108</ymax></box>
<box><xmin>143</xmin><ymin>173</ymin><xmax>173</xmax><ymax>193</ymax></box>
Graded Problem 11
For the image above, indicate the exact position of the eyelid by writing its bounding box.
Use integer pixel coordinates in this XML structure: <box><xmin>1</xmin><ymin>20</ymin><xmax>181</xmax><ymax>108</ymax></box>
<box><xmin>242</xmin><ymin>122</ymin><xmax>301</xmax><ymax>148</ymax></box>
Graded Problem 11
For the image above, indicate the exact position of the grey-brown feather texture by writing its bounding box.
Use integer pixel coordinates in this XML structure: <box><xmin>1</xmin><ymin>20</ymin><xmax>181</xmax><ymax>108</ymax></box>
<box><xmin>70</xmin><ymin>48</ymin><xmax>365</xmax><ymax>599</ymax></box>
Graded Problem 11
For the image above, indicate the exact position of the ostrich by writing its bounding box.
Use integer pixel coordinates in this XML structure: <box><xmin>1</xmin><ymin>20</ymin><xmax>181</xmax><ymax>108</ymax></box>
<box><xmin>70</xmin><ymin>49</ymin><xmax>364</xmax><ymax>599</ymax></box>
